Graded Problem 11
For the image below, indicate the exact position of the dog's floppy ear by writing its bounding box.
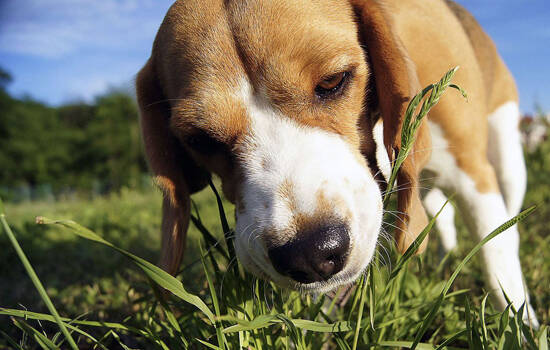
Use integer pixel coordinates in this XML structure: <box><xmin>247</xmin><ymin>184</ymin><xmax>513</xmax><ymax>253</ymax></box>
<box><xmin>136</xmin><ymin>59</ymin><xmax>209</xmax><ymax>275</ymax></box>
<box><xmin>351</xmin><ymin>0</ymin><xmax>432</xmax><ymax>253</ymax></box>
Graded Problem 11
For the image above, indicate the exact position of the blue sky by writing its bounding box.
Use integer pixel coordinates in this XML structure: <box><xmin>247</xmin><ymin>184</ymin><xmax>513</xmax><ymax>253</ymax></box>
<box><xmin>0</xmin><ymin>0</ymin><xmax>548</xmax><ymax>113</ymax></box>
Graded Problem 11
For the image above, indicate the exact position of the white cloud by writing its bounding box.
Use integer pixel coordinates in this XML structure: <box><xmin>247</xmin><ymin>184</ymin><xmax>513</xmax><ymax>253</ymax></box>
<box><xmin>0</xmin><ymin>0</ymin><xmax>171</xmax><ymax>58</ymax></box>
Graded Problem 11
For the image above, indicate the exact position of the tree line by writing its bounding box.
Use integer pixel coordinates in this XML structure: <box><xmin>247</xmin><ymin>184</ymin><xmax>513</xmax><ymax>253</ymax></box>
<box><xmin>0</xmin><ymin>68</ymin><xmax>148</xmax><ymax>201</ymax></box>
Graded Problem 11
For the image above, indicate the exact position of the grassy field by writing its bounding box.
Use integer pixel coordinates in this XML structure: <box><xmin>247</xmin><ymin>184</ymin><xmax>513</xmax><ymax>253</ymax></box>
<box><xmin>1</xmin><ymin>76</ymin><xmax>549</xmax><ymax>348</ymax></box>
<box><xmin>0</xmin><ymin>185</ymin><xmax>230</xmax><ymax>319</ymax></box>
<box><xmin>1</xmin><ymin>175</ymin><xmax>548</xmax><ymax>348</ymax></box>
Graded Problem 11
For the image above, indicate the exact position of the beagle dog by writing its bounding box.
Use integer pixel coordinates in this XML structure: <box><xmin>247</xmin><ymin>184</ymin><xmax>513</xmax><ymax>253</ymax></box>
<box><xmin>137</xmin><ymin>0</ymin><xmax>537</xmax><ymax>325</ymax></box>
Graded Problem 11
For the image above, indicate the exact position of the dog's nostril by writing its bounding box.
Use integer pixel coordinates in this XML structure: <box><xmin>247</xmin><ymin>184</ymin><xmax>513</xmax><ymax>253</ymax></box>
<box><xmin>318</xmin><ymin>259</ymin><xmax>336</xmax><ymax>278</ymax></box>
<box><xmin>268</xmin><ymin>223</ymin><xmax>350</xmax><ymax>284</ymax></box>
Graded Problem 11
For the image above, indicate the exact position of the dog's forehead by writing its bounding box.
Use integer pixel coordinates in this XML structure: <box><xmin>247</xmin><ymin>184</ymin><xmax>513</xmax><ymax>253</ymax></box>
<box><xmin>224</xmin><ymin>0</ymin><xmax>360</xmax><ymax>66</ymax></box>
<box><xmin>160</xmin><ymin>0</ymin><xmax>366</xmax><ymax>140</ymax></box>
<box><xmin>160</xmin><ymin>0</ymin><xmax>361</xmax><ymax>80</ymax></box>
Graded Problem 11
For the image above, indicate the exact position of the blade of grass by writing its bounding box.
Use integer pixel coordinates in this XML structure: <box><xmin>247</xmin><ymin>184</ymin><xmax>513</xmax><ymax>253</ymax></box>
<box><xmin>352</xmin><ymin>272</ymin><xmax>369</xmax><ymax>350</ymax></box>
<box><xmin>290</xmin><ymin>319</ymin><xmax>351</xmax><ymax>333</ymax></box>
<box><xmin>539</xmin><ymin>326</ymin><xmax>548</xmax><ymax>350</ymax></box>
<box><xmin>196</xmin><ymin>338</ymin><xmax>223</xmax><ymax>350</ymax></box>
<box><xmin>434</xmin><ymin>329</ymin><xmax>468</xmax><ymax>350</ymax></box>
<box><xmin>36</xmin><ymin>216</ymin><xmax>216</xmax><ymax>324</ymax></box>
<box><xmin>148</xmin><ymin>280</ymin><xmax>188</xmax><ymax>348</ymax></box>
<box><xmin>326</xmin><ymin>286</ymin><xmax>345</xmax><ymax>316</ymax></box>
<box><xmin>222</xmin><ymin>316</ymin><xmax>352</xmax><ymax>334</ymax></box>
<box><xmin>200</xmin><ymin>242</ymin><xmax>226</xmax><ymax>349</ymax></box>
<box><xmin>222</xmin><ymin>315</ymin><xmax>281</xmax><ymax>333</ymax></box>
<box><xmin>334</xmin><ymin>333</ymin><xmax>352</xmax><ymax>350</ymax></box>
<box><xmin>208</xmin><ymin>180</ymin><xmax>235</xmax><ymax>256</ymax></box>
<box><xmin>347</xmin><ymin>278</ymin><xmax>364</xmax><ymax>322</ymax></box>
<box><xmin>12</xmin><ymin>318</ymin><xmax>59</xmax><ymax>350</ymax></box>
<box><xmin>109</xmin><ymin>330</ymin><xmax>136</xmax><ymax>350</ymax></box>
<box><xmin>498</xmin><ymin>304</ymin><xmax>512</xmax><ymax>340</ymax></box>
<box><xmin>191</xmin><ymin>214</ymin><xmax>230</xmax><ymax>261</ymax></box>
<box><xmin>0</xmin><ymin>200</ymin><xmax>78</xmax><ymax>350</ymax></box>
<box><xmin>368</xmin><ymin>263</ymin><xmax>376</xmax><ymax>330</ymax></box>
<box><xmin>0</xmin><ymin>330</ymin><xmax>26</xmax><ymax>350</ymax></box>
<box><xmin>480</xmin><ymin>293</ymin><xmax>489</xmax><ymax>348</ymax></box>
<box><xmin>208</xmin><ymin>180</ymin><xmax>240</xmax><ymax>278</ymax></box>
<box><xmin>0</xmin><ymin>308</ymin><xmax>134</xmax><ymax>332</ymax></box>
<box><xmin>383</xmin><ymin>67</ymin><xmax>465</xmax><ymax>206</ymax></box>
<box><xmin>377</xmin><ymin>340</ymin><xmax>435</xmax><ymax>349</ymax></box>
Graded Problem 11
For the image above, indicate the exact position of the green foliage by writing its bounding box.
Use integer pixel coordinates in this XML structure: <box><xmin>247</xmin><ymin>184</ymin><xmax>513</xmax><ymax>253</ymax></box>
<box><xmin>0</xmin><ymin>69</ymin><xmax>147</xmax><ymax>200</ymax></box>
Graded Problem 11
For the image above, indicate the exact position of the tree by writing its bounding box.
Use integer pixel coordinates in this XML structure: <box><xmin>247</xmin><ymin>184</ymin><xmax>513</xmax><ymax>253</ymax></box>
<box><xmin>0</xmin><ymin>67</ymin><xmax>148</xmax><ymax>199</ymax></box>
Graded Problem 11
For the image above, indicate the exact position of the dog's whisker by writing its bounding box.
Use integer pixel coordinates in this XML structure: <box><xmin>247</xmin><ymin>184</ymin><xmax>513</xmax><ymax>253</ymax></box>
<box><xmin>381</xmin><ymin>184</ymin><xmax>437</xmax><ymax>197</ymax></box>
<box><xmin>381</xmin><ymin>221</ymin><xmax>409</xmax><ymax>236</ymax></box>
<box><xmin>382</xmin><ymin>210</ymin><xmax>408</xmax><ymax>226</ymax></box>
<box><xmin>219</xmin><ymin>255</ymin><xmax>239</xmax><ymax>298</ymax></box>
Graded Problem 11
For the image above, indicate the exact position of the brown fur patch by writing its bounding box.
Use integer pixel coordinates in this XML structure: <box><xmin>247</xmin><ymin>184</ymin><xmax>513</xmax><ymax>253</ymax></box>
<box><xmin>385</xmin><ymin>0</ymin><xmax>514</xmax><ymax>194</ymax></box>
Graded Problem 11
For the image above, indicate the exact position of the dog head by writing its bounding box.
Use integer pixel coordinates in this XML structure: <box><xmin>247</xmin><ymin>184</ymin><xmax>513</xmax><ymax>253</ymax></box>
<box><xmin>136</xmin><ymin>0</ymin><xmax>431</xmax><ymax>293</ymax></box>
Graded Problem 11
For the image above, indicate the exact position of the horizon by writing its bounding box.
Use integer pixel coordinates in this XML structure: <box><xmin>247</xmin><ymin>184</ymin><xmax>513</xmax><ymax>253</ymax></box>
<box><xmin>0</xmin><ymin>0</ymin><xmax>548</xmax><ymax>114</ymax></box>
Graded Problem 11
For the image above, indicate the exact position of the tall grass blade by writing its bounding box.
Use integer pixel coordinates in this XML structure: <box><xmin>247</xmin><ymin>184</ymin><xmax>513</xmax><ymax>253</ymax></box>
<box><xmin>434</xmin><ymin>329</ymin><xmax>468</xmax><ymax>350</ymax></box>
<box><xmin>334</xmin><ymin>334</ymin><xmax>351</xmax><ymax>350</ymax></box>
<box><xmin>148</xmin><ymin>280</ymin><xmax>188</xmax><ymax>347</ymax></box>
<box><xmin>36</xmin><ymin>216</ymin><xmax>216</xmax><ymax>323</ymax></box>
<box><xmin>196</xmin><ymin>338</ymin><xmax>224</xmax><ymax>350</ymax></box>
<box><xmin>222</xmin><ymin>315</ymin><xmax>352</xmax><ymax>334</ymax></box>
<box><xmin>208</xmin><ymin>180</ymin><xmax>240</xmax><ymax>279</ymax></box>
<box><xmin>480</xmin><ymin>293</ymin><xmax>489</xmax><ymax>349</ymax></box>
<box><xmin>190</xmin><ymin>214</ymin><xmax>230</xmax><ymax>260</ymax></box>
<box><xmin>410</xmin><ymin>206</ymin><xmax>536</xmax><ymax>350</ymax></box>
<box><xmin>209</xmin><ymin>180</ymin><xmax>235</xmax><ymax>256</ymax></box>
<box><xmin>222</xmin><ymin>315</ymin><xmax>280</xmax><ymax>333</ymax></box>
<box><xmin>368</xmin><ymin>264</ymin><xmax>376</xmax><ymax>330</ymax></box>
<box><xmin>0</xmin><ymin>200</ymin><xmax>78</xmax><ymax>350</ymax></box>
<box><xmin>290</xmin><ymin>319</ymin><xmax>351</xmax><ymax>333</ymax></box>
<box><xmin>200</xmin><ymin>243</ymin><xmax>226</xmax><ymax>349</ymax></box>
<box><xmin>539</xmin><ymin>326</ymin><xmax>548</xmax><ymax>350</ymax></box>
<box><xmin>0</xmin><ymin>330</ymin><xmax>26</xmax><ymax>350</ymax></box>
<box><xmin>1</xmin><ymin>308</ymin><xmax>135</xmax><ymax>332</ymax></box>
<box><xmin>377</xmin><ymin>340</ymin><xmax>435</xmax><ymax>349</ymax></box>
<box><xmin>12</xmin><ymin>318</ymin><xmax>59</xmax><ymax>350</ymax></box>
<box><xmin>384</xmin><ymin>67</ymin><xmax>465</xmax><ymax>205</ymax></box>
<box><xmin>352</xmin><ymin>272</ymin><xmax>368</xmax><ymax>350</ymax></box>
<box><xmin>465</xmin><ymin>295</ymin><xmax>473</xmax><ymax>347</ymax></box>
<box><xmin>109</xmin><ymin>330</ymin><xmax>136</xmax><ymax>350</ymax></box>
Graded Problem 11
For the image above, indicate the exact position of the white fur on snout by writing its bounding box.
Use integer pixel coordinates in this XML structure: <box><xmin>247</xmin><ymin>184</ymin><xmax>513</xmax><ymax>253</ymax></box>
<box><xmin>234</xmin><ymin>80</ymin><xmax>383</xmax><ymax>292</ymax></box>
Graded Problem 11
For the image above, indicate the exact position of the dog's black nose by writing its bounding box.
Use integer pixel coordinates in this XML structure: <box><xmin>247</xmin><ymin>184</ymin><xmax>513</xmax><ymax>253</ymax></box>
<box><xmin>268</xmin><ymin>223</ymin><xmax>350</xmax><ymax>284</ymax></box>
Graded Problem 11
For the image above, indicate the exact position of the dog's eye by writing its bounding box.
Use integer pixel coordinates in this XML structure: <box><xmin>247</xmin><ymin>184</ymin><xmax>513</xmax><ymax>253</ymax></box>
<box><xmin>186</xmin><ymin>131</ymin><xmax>223</xmax><ymax>154</ymax></box>
<box><xmin>315</xmin><ymin>71</ymin><xmax>350</xmax><ymax>98</ymax></box>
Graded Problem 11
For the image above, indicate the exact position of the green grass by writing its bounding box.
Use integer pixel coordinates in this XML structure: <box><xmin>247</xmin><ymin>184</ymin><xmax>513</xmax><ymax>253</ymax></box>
<box><xmin>1</xmin><ymin>69</ymin><xmax>549</xmax><ymax>349</ymax></box>
<box><xmin>2</xmin><ymin>184</ymin><xmax>548</xmax><ymax>349</ymax></box>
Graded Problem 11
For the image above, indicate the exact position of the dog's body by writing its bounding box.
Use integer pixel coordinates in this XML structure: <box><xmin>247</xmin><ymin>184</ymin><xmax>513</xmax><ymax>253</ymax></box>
<box><xmin>137</xmin><ymin>0</ymin><xmax>537</xmax><ymax>325</ymax></box>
